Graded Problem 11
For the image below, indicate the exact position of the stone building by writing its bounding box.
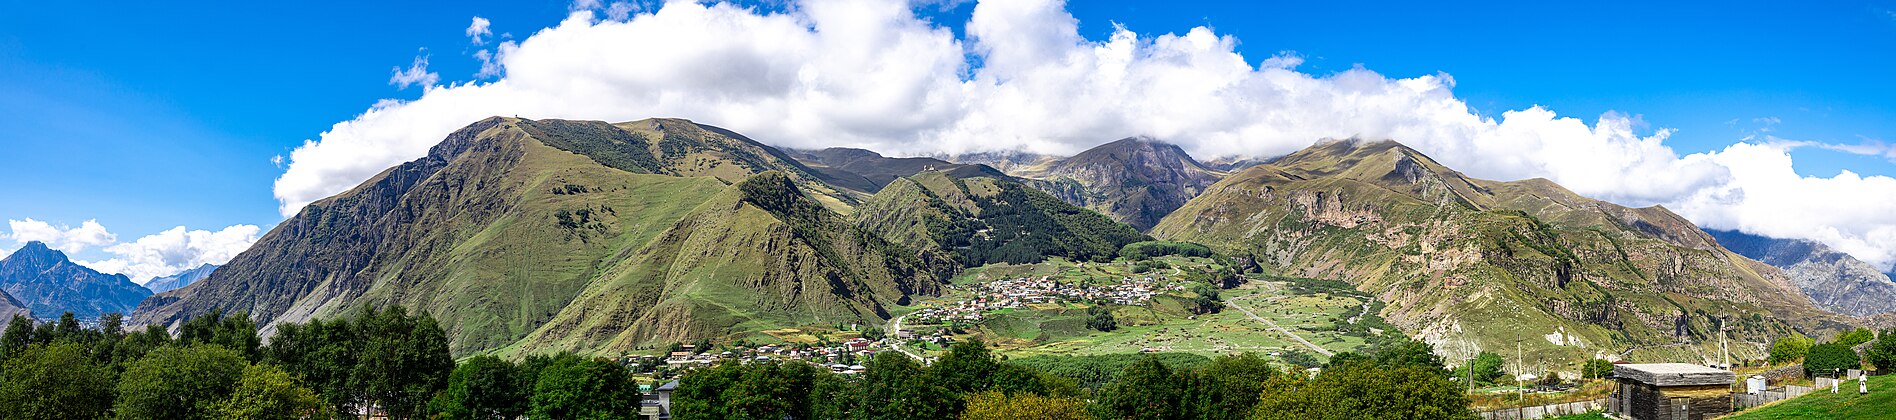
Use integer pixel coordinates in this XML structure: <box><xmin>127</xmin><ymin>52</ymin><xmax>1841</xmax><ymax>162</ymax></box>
<box><xmin>1609</xmin><ymin>363</ymin><xmax>1735</xmax><ymax>420</ymax></box>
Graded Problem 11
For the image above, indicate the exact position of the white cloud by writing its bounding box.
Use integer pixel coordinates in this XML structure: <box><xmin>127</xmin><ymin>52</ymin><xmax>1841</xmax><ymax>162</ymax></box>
<box><xmin>77</xmin><ymin>225</ymin><xmax>262</xmax><ymax>284</ymax></box>
<box><xmin>272</xmin><ymin>0</ymin><xmax>1896</xmax><ymax>270</ymax></box>
<box><xmin>388</xmin><ymin>55</ymin><xmax>440</xmax><ymax>90</ymax></box>
<box><xmin>466</xmin><ymin>17</ymin><xmax>493</xmax><ymax>45</ymax></box>
<box><xmin>6</xmin><ymin>218</ymin><xmax>116</xmax><ymax>255</ymax></box>
<box><xmin>4</xmin><ymin>219</ymin><xmax>262</xmax><ymax>283</ymax></box>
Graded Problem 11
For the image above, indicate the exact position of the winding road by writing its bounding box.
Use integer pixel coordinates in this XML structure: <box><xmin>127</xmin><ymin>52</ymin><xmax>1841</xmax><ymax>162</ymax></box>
<box><xmin>887</xmin><ymin>314</ymin><xmax>927</xmax><ymax>363</ymax></box>
<box><xmin>1225</xmin><ymin>295</ymin><xmax>1334</xmax><ymax>357</ymax></box>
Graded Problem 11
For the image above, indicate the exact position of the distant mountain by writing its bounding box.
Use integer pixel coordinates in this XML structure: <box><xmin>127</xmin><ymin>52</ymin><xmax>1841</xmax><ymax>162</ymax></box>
<box><xmin>934</xmin><ymin>150</ymin><xmax>1055</xmax><ymax>174</ymax></box>
<box><xmin>1152</xmin><ymin>139</ymin><xmax>1845</xmax><ymax>365</ymax></box>
<box><xmin>0</xmin><ymin>241</ymin><xmax>152</xmax><ymax>319</ymax></box>
<box><xmin>1705</xmin><ymin>229</ymin><xmax>1896</xmax><ymax>317</ymax></box>
<box><xmin>0</xmin><ymin>289</ymin><xmax>29</xmax><ymax>320</ymax></box>
<box><xmin>134</xmin><ymin>117</ymin><xmax>935</xmax><ymax>355</ymax></box>
<box><xmin>1201</xmin><ymin>156</ymin><xmax>1272</xmax><ymax>172</ymax></box>
<box><xmin>854</xmin><ymin>169</ymin><xmax>1150</xmax><ymax>267</ymax></box>
<box><xmin>1006</xmin><ymin>137</ymin><xmax>1226</xmax><ymax>231</ymax></box>
<box><xmin>785</xmin><ymin>147</ymin><xmax>978</xmax><ymax>194</ymax></box>
<box><xmin>144</xmin><ymin>263</ymin><xmax>218</xmax><ymax>294</ymax></box>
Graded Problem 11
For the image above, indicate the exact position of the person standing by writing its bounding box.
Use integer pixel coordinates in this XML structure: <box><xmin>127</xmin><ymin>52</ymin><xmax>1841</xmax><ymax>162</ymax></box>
<box><xmin>1862</xmin><ymin>375</ymin><xmax>1869</xmax><ymax>395</ymax></box>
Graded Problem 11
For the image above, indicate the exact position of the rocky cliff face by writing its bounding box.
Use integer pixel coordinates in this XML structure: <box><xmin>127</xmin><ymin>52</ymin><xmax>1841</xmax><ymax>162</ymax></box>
<box><xmin>1152</xmin><ymin>139</ymin><xmax>1844</xmax><ymax>366</ymax></box>
<box><xmin>133</xmin><ymin>117</ymin><xmax>936</xmax><ymax>355</ymax></box>
<box><xmin>1706</xmin><ymin>229</ymin><xmax>1896</xmax><ymax>317</ymax></box>
<box><xmin>0</xmin><ymin>241</ymin><xmax>151</xmax><ymax>320</ymax></box>
<box><xmin>0</xmin><ymin>289</ymin><xmax>30</xmax><ymax>320</ymax></box>
<box><xmin>1008</xmin><ymin>137</ymin><xmax>1226</xmax><ymax>231</ymax></box>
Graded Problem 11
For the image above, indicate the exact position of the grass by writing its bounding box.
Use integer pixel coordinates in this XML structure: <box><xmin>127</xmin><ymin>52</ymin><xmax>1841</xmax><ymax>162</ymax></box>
<box><xmin>910</xmin><ymin>258</ymin><xmax>1375</xmax><ymax>363</ymax></box>
<box><xmin>1724</xmin><ymin>374</ymin><xmax>1896</xmax><ymax>420</ymax></box>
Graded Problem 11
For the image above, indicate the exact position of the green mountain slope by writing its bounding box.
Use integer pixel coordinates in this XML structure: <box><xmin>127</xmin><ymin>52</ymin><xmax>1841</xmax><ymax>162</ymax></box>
<box><xmin>854</xmin><ymin>169</ymin><xmax>1149</xmax><ymax>267</ymax></box>
<box><xmin>1151</xmin><ymin>139</ymin><xmax>1848</xmax><ymax>367</ymax></box>
<box><xmin>132</xmin><ymin>117</ymin><xmax>924</xmax><ymax>355</ymax></box>
<box><xmin>512</xmin><ymin>172</ymin><xmax>942</xmax><ymax>353</ymax></box>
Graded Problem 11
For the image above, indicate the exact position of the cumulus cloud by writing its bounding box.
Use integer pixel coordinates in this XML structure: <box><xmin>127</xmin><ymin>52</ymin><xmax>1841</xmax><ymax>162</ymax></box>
<box><xmin>466</xmin><ymin>17</ymin><xmax>493</xmax><ymax>45</ymax></box>
<box><xmin>272</xmin><ymin>0</ymin><xmax>1896</xmax><ymax>270</ymax></box>
<box><xmin>3</xmin><ymin>219</ymin><xmax>261</xmax><ymax>283</ymax></box>
<box><xmin>78</xmin><ymin>225</ymin><xmax>262</xmax><ymax>284</ymax></box>
<box><xmin>388</xmin><ymin>55</ymin><xmax>440</xmax><ymax>90</ymax></box>
<box><xmin>6</xmin><ymin>218</ymin><xmax>116</xmax><ymax>255</ymax></box>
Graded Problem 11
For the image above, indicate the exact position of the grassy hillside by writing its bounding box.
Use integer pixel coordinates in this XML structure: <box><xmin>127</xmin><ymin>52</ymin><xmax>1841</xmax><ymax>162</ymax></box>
<box><xmin>134</xmin><ymin>117</ymin><xmax>931</xmax><ymax>356</ymax></box>
<box><xmin>1726</xmin><ymin>374</ymin><xmax>1895</xmax><ymax>419</ymax></box>
<box><xmin>1150</xmin><ymin>139</ymin><xmax>1849</xmax><ymax>371</ymax></box>
<box><xmin>854</xmin><ymin>171</ymin><xmax>1149</xmax><ymax>267</ymax></box>
<box><xmin>508</xmin><ymin>172</ymin><xmax>942</xmax><ymax>354</ymax></box>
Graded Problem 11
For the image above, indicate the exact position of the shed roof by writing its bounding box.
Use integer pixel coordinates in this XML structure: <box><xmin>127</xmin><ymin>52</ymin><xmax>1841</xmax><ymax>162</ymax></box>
<box><xmin>1613</xmin><ymin>363</ymin><xmax>1734</xmax><ymax>386</ymax></box>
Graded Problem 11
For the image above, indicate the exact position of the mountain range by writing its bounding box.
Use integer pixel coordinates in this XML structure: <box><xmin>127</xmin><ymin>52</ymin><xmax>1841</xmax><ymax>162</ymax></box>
<box><xmin>1704</xmin><ymin>229</ymin><xmax>1896</xmax><ymax>317</ymax></box>
<box><xmin>114</xmin><ymin>117</ymin><xmax>1875</xmax><ymax>364</ymax></box>
<box><xmin>1148</xmin><ymin>139</ymin><xmax>1845</xmax><ymax>362</ymax></box>
<box><xmin>0</xmin><ymin>241</ymin><xmax>152</xmax><ymax>320</ymax></box>
<box><xmin>143</xmin><ymin>263</ymin><xmax>218</xmax><ymax>294</ymax></box>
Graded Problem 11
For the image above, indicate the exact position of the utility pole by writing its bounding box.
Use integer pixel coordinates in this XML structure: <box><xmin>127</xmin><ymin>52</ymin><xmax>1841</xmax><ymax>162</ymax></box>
<box><xmin>1720</xmin><ymin>318</ymin><xmax>1729</xmax><ymax>369</ymax></box>
<box><xmin>1517</xmin><ymin>340</ymin><xmax>1525</xmax><ymax>419</ymax></box>
<box><xmin>1466</xmin><ymin>343</ymin><xmax>1476</xmax><ymax>394</ymax></box>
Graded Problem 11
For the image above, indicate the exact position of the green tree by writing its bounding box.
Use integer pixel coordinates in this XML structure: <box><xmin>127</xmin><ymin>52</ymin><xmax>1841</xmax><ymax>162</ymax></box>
<box><xmin>1769</xmin><ymin>333</ymin><xmax>1815</xmax><ymax>365</ymax></box>
<box><xmin>432</xmin><ymin>355</ymin><xmax>527</xmax><ymax>419</ymax></box>
<box><xmin>529</xmin><ymin>355</ymin><xmax>641</xmax><ymax>419</ymax></box>
<box><xmin>1187</xmin><ymin>283</ymin><xmax>1224</xmax><ymax>315</ymax></box>
<box><xmin>858</xmin><ymin>352</ymin><xmax>952</xmax><ymax>419</ymax></box>
<box><xmin>1581</xmin><ymin>359</ymin><xmax>1615</xmax><ymax>381</ymax></box>
<box><xmin>177</xmin><ymin>309</ymin><xmax>261</xmax><ymax>360</ymax></box>
<box><xmin>1835</xmin><ymin>328</ymin><xmax>1875</xmax><ymax>347</ymax></box>
<box><xmin>1804</xmin><ymin>342</ymin><xmax>1862</xmax><ymax>377</ymax></box>
<box><xmin>210</xmin><ymin>364</ymin><xmax>327</xmax><ymax>420</ymax></box>
<box><xmin>958</xmin><ymin>391</ymin><xmax>1090</xmax><ymax>420</ymax></box>
<box><xmin>0</xmin><ymin>342</ymin><xmax>117</xmax><ymax>420</ymax></box>
<box><xmin>930</xmin><ymin>339</ymin><xmax>1001</xmax><ymax>395</ymax></box>
<box><xmin>350</xmin><ymin>306</ymin><xmax>454</xmax><ymax>420</ymax></box>
<box><xmin>1251</xmin><ymin>361</ymin><xmax>1478</xmax><ymax>420</ymax></box>
<box><xmin>1467</xmin><ymin>352</ymin><xmax>1505</xmax><ymax>385</ymax></box>
<box><xmin>1100</xmin><ymin>355</ymin><xmax>1185</xmax><ymax>419</ymax></box>
<box><xmin>1194</xmin><ymin>353</ymin><xmax>1278</xmax><ymax>420</ymax></box>
<box><xmin>1868</xmin><ymin>329</ymin><xmax>1896</xmax><ymax>371</ymax></box>
<box><xmin>263</xmin><ymin>317</ymin><xmax>361</xmax><ymax>415</ymax></box>
<box><xmin>1087</xmin><ymin>305</ymin><xmax>1118</xmax><ymax>332</ymax></box>
<box><xmin>115</xmin><ymin>344</ymin><xmax>248</xmax><ymax>420</ymax></box>
<box><xmin>0</xmin><ymin>315</ymin><xmax>32</xmax><ymax>362</ymax></box>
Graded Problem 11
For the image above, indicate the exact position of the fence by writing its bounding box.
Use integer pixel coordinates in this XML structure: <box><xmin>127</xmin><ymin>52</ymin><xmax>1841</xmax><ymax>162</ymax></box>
<box><xmin>1732</xmin><ymin>384</ymin><xmax>1812</xmax><ymax>410</ymax></box>
<box><xmin>1476</xmin><ymin>398</ymin><xmax>1605</xmax><ymax>420</ymax></box>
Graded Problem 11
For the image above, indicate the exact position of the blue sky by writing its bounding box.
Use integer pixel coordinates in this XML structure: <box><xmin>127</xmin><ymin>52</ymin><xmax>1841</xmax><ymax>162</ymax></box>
<box><xmin>2</xmin><ymin>0</ymin><xmax>1894</xmax><ymax>274</ymax></box>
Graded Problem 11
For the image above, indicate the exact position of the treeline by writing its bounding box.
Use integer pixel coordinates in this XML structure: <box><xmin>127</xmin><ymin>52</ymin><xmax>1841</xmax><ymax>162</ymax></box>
<box><xmin>0</xmin><ymin>307</ymin><xmax>640</xmax><ymax>420</ymax></box>
<box><xmin>1771</xmin><ymin>328</ymin><xmax>1896</xmax><ymax>376</ymax></box>
<box><xmin>673</xmin><ymin>337</ymin><xmax>1478</xmax><ymax>420</ymax></box>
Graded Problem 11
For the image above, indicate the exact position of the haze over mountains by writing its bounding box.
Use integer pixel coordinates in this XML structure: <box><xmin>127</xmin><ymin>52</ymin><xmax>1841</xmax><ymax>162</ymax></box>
<box><xmin>0</xmin><ymin>115</ymin><xmax>1855</xmax><ymax>365</ymax></box>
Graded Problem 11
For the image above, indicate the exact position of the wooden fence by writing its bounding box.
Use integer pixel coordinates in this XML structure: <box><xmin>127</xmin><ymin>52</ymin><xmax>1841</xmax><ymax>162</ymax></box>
<box><xmin>1476</xmin><ymin>398</ymin><xmax>1605</xmax><ymax>420</ymax></box>
<box><xmin>1732</xmin><ymin>384</ymin><xmax>1813</xmax><ymax>410</ymax></box>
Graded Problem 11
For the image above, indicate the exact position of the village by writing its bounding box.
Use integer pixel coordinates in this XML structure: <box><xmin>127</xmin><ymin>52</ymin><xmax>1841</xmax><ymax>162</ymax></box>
<box><xmin>905</xmin><ymin>273</ymin><xmax>1184</xmax><ymax>324</ymax></box>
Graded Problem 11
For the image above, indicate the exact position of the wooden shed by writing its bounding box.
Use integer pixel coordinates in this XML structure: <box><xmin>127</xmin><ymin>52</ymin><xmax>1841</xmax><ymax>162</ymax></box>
<box><xmin>1609</xmin><ymin>363</ymin><xmax>1735</xmax><ymax>420</ymax></box>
